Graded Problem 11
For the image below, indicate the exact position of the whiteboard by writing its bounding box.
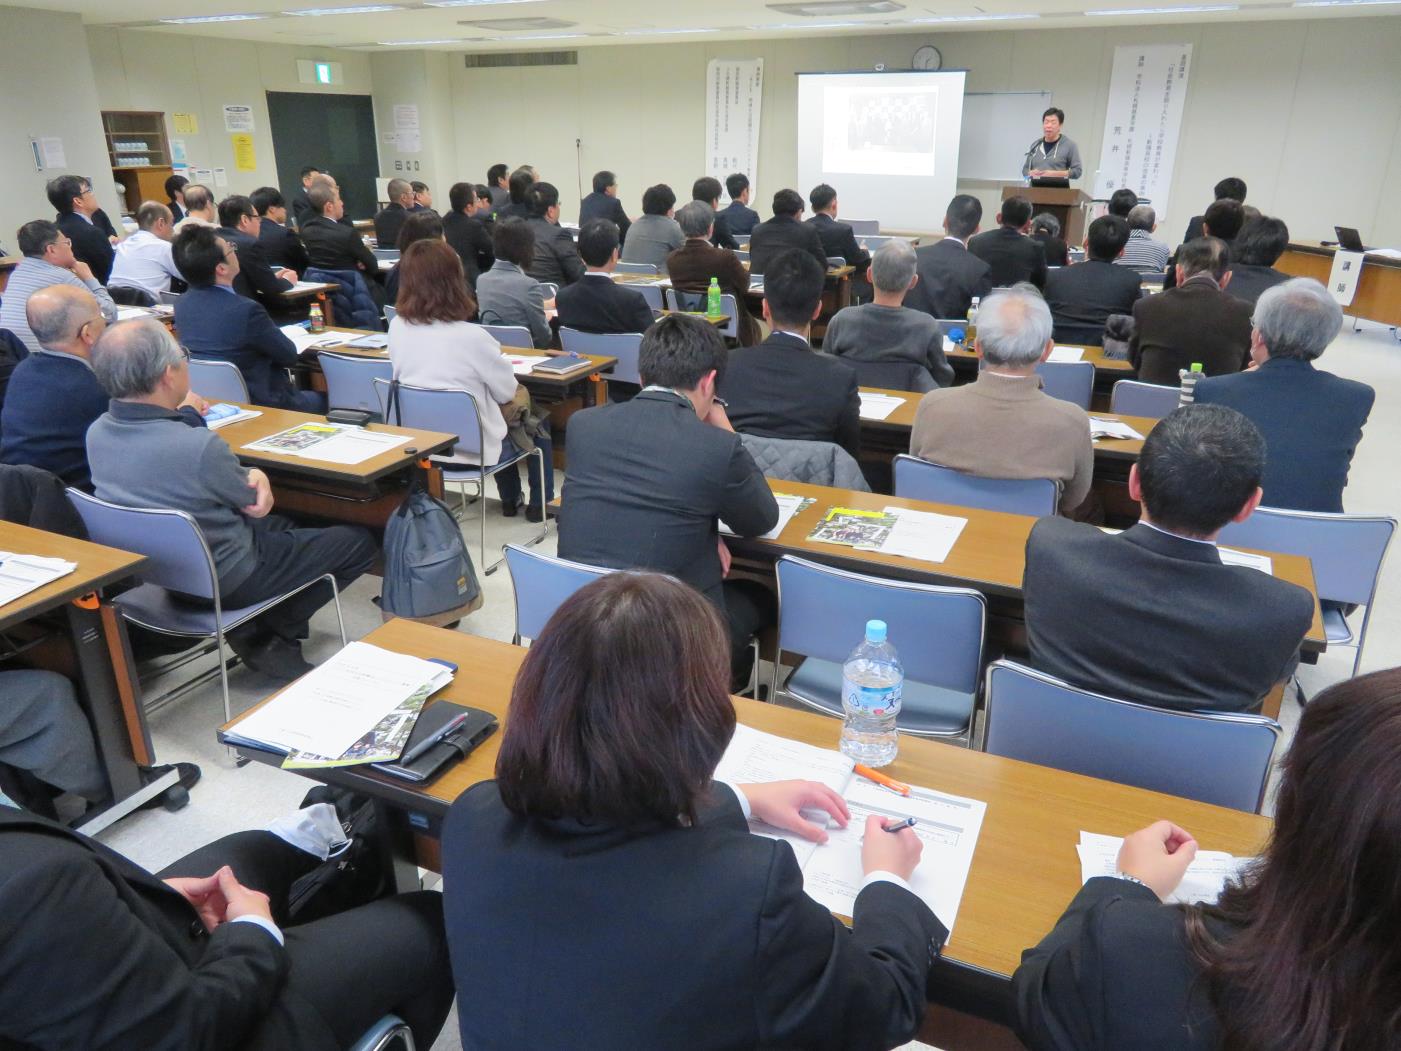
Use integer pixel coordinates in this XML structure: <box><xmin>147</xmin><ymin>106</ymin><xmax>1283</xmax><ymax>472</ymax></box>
<box><xmin>958</xmin><ymin>92</ymin><xmax>1052</xmax><ymax>181</ymax></box>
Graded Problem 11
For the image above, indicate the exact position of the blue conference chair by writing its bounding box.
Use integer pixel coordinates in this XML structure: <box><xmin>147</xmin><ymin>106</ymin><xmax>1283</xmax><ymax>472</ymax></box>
<box><xmin>635</xmin><ymin>283</ymin><xmax>665</xmax><ymax>313</ymax></box>
<box><xmin>558</xmin><ymin>328</ymin><xmax>643</xmax><ymax>387</ymax></box>
<box><xmin>983</xmin><ymin>660</ymin><xmax>1281</xmax><ymax>813</ymax></box>
<box><xmin>474</xmin><ymin>322</ymin><xmax>534</xmax><ymax>349</ymax></box>
<box><xmin>186</xmin><ymin>358</ymin><xmax>250</xmax><ymax>404</ymax></box>
<box><xmin>665</xmin><ymin>288</ymin><xmax>740</xmax><ymax>340</ymax></box>
<box><xmin>773</xmin><ymin>555</ymin><xmax>986</xmax><ymax>738</ymax></box>
<box><xmin>614</xmin><ymin>262</ymin><xmax>658</xmax><ymax>275</ymax></box>
<box><xmin>319</xmin><ymin>352</ymin><xmax>393</xmax><ymax>418</ymax></box>
<box><xmin>892</xmin><ymin>455</ymin><xmax>1058</xmax><ymax>517</ymax></box>
<box><xmin>1035</xmin><ymin>360</ymin><xmax>1094</xmax><ymax>409</ymax></box>
<box><xmin>348</xmin><ymin>1014</ymin><xmax>413</xmax><ymax>1051</ymax></box>
<box><xmin>503</xmin><ymin>543</ymin><xmax>612</xmax><ymax>644</ymax></box>
<box><xmin>1218</xmin><ymin>507</ymin><xmax>1395</xmax><ymax>677</ymax></box>
<box><xmin>1110</xmin><ymin>378</ymin><xmax>1180</xmax><ymax>418</ymax></box>
<box><xmin>376</xmin><ymin>379</ymin><xmax>546</xmax><ymax>574</ymax></box>
<box><xmin>66</xmin><ymin>489</ymin><xmax>347</xmax><ymax>728</ymax></box>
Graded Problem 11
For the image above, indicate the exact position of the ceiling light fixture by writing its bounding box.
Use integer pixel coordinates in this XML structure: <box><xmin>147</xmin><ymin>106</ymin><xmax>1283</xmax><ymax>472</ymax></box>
<box><xmin>500</xmin><ymin>32</ymin><xmax>586</xmax><ymax>38</ymax></box>
<box><xmin>159</xmin><ymin>12</ymin><xmax>268</xmax><ymax>22</ymax></box>
<box><xmin>284</xmin><ymin>4</ymin><xmax>403</xmax><ymax>15</ymax></box>
<box><xmin>908</xmin><ymin>13</ymin><xmax>1039</xmax><ymax>21</ymax></box>
<box><xmin>1085</xmin><ymin>3</ymin><xmax>1237</xmax><ymax>12</ymax></box>
<box><xmin>378</xmin><ymin>38</ymin><xmax>462</xmax><ymax>44</ymax></box>
<box><xmin>1293</xmin><ymin>0</ymin><xmax>1401</xmax><ymax>6</ymax></box>
<box><xmin>768</xmin><ymin>0</ymin><xmax>905</xmax><ymax>14</ymax></box>
<box><xmin>619</xmin><ymin>27</ymin><xmax>718</xmax><ymax>34</ymax></box>
<box><xmin>754</xmin><ymin>19</ymin><xmax>870</xmax><ymax>27</ymax></box>
<box><xmin>424</xmin><ymin>0</ymin><xmax>546</xmax><ymax>6</ymax></box>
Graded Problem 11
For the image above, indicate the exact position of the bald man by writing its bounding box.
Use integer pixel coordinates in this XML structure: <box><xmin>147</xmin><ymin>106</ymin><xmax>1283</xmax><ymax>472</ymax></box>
<box><xmin>0</xmin><ymin>286</ymin><xmax>207</xmax><ymax>488</ymax></box>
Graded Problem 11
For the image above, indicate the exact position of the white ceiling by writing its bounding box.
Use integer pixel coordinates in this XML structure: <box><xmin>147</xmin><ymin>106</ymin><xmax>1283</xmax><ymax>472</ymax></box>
<box><xmin>11</xmin><ymin>0</ymin><xmax>1400</xmax><ymax>49</ymax></box>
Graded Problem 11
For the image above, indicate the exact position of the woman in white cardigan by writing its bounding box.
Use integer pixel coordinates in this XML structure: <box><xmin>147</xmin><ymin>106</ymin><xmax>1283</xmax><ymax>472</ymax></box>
<box><xmin>387</xmin><ymin>240</ymin><xmax>555</xmax><ymax>520</ymax></box>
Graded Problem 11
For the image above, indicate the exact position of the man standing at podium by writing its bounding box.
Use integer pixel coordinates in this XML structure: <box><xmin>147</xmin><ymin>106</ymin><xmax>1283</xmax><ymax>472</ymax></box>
<box><xmin>1022</xmin><ymin>107</ymin><xmax>1083</xmax><ymax>183</ymax></box>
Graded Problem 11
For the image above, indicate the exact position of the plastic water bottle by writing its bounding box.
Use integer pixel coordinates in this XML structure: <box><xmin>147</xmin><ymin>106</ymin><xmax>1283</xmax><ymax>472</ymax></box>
<box><xmin>839</xmin><ymin>620</ymin><xmax>903</xmax><ymax>767</ymax></box>
<box><xmin>308</xmin><ymin>302</ymin><xmax>325</xmax><ymax>334</ymax></box>
<box><xmin>706</xmin><ymin>276</ymin><xmax>723</xmax><ymax>318</ymax></box>
<box><xmin>1178</xmin><ymin>361</ymin><xmax>1203</xmax><ymax>406</ymax></box>
<box><xmin>965</xmin><ymin>297</ymin><xmax>981</xmax><ymax>348</ymax></box>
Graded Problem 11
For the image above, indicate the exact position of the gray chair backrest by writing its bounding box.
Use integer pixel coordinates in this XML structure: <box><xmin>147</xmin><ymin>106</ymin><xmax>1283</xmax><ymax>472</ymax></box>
<box><xmin>66</xmin><ymin>489</ymin><xmax>220</xmax><ymax>600</ymax></box>
<box><xmin>558</xmin><ymin>328</ymin><xmax>642</xmax><ymax>386</ymax></box>
<box><xmin>504</xmin><ymin>543</ymin><xmax>613</xmax><ymax>641</ymax></box>
<box><xmin>1110</xmin><ymin>379</ymin><xmax>1180</xmax><ymax>419</ymax></box>
<box><xmin>1035</xmin><ymin>360</ymin><xmax>1094</xmax><ymax>409</ymax></box>
<box><xmin>636</xmin><ymin>283</ymin><xmax>665</xmax><ymax>312</ymax></box>
<box><xmin>384</xmin><ymin>305</ymin><xmax>397</xmax><ymax>322</ymax></box>
<box><xmin>375</xmin><ymin>379</ymin><xmax>482</xmax><ymax>458</ymax></box>
<box><xmin>847</xmin><ymin>360</ymin><xmax>935</xmax><ymax>394</ymax></box>
<box><xmin>893</xmin><ymin>455</ymin><xmax>1058</xmax><ymax>517</ymax></box>
<box><xmin>475</xmin><ymin>323</ymin><xmax>534</xmax><ymax>348</ymax></box>
<box><xmin>983</xmin><ymin>660</ymin><xmax>1281</xmax><ymax>812</ymax></box>
<box><xmin>157</xmin><ymin>290</ymin><xmax>182</xmax><ymax>305</ymax></box>
<box><xmin>186</xmin><ymin>358</ymin><xmax>250</xmax><ymax>404</ymax></box>
<box><xmin>320</xmin><ymin>352</ymin><xmax>393</xmax><ymax>415</ymax></box>
<box><xmin>826</xmin><ymin>256</ymin><xmax>847</xmax><ymax>269</ymax></box>
<box><xmin>614</xmin><ymin>262</ymin><xmax>658</xmax><ymax>275</ymax></box>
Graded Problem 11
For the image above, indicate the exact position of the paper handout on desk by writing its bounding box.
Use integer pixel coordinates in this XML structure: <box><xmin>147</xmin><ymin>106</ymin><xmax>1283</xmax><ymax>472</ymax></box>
<box><xmin>1046</xmin><ymin>346</ymin><xmax>1085</xmax><ymax>363</ymax></box>
<box><xmin>1088</xmin><ymin>417</ymin><xmax>1145</xmax><ymax>441</ymax></box>
<box><xmin>858</xmin><ymin>392</ymin><xmax>905</xmax><ymax>421</ymax></box>
<box><xmin>242</xmin><ymin>422</ymin><xmax>411</xmax><ymax>465</ymax></box>
<box><xmin>1077</xmin><ymin>831</ymin><xmax>1254</xmax><ymax>905</ymax></box>
<box><xmin>279</xmin><ymin>324</ymin><xmax>343</xmax><ymax>353</ymax></box>
<box><xmin>221</xmin><ymin>642</ymin><xmax>453</xmax><ymax>768</ymax></box>
<box><xmin>0</xmin><ymin>552</ymin><xmax>77</xmax><ymax>607</ymax></box>
<box><xmin>808</xmin><ymin>506</ymin><xmax>967</xmax><ymax>564</ymax></box>
<box><xmin>713</xmin><ymin>724</ymin><xmax>987</xmax><ymax>931</ymax></box>
<box><xmin>720</xmin><ymin>492</ymin><xmax>806</xmax><ymax>541</ymax></box>
<box><xmin>504</xmin><ymin>354</ymin><xmax>551</xmax><ymax>375</ymax></box>
<box><xmin>115</xmin><ymin>305</ymin><xmax>155</xmax><ymax>321</ymax></box>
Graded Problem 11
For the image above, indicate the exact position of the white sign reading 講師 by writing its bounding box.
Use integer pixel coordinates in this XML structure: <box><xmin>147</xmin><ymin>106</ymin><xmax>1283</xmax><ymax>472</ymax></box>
<box><xmin>1327</xmin><ymin>250</ymin><xmax>1366</xmax><ymax>307</ymax></box>
<box><xmin>1092</xmin><ymin>44</ymin><xmax>1193</xmax><ymax>220</ymax></box>
<box><xmin>706</xmin><ymin>59</ymin><xmax>764</xmax><ymax>199</ymax></box>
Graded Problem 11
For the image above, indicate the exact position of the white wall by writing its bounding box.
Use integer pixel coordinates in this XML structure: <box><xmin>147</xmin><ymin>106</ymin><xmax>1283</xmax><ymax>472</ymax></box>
<box><xmin>0</xmin><ymin>8</ymin><xmax>120</xmax><ymax>251</ymax></box>
<box><xmin>85</xmin><ymin>26</ymin><xmax>374</xmax><ymax>199</ymax></box>
<box><xmin>369</xmin><ymin>50</ymin><xmax>460</xmax><ymax>205</ymax></box>
<box><xmin>447</xmin><ymin>16</ymin><xmax>1401</xmax><ymax>245</ymax></box>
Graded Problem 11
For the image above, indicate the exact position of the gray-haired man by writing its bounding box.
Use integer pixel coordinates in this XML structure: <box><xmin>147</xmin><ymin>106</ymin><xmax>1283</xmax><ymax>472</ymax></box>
<box><xmin>822</xmin><ymin>239</ymin><xmax>954</xmax><ymax>389</ymax></box>
<box><xmin>909</xmin><ymin>287</ymin><xmax>1093</xmax><ymax>517</ymax></box>
<box><xmin>86</xmin><ymin>319</ymin><xmax>377</xmax><ymax>680</ymax></box>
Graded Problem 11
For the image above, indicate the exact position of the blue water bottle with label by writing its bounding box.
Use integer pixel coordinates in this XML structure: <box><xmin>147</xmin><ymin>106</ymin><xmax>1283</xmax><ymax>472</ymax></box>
<box><xmin>839</xmin><ymin>620</ymin><xmax>903</xmax><ymax>766</ymax></box>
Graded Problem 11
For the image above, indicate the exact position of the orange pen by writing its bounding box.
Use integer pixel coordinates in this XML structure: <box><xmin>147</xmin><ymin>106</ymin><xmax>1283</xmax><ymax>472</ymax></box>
<box><xmin>854</xmin><ymin>764</ymin><xmax>910</xmax><ymax>797</ymax></box>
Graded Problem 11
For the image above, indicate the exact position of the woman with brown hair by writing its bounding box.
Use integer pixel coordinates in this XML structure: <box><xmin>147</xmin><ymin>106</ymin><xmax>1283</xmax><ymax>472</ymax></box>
<box><xmin>442</xmin><ymin>571</ymin><xmax>943</xmax><ymax>1051</ymax></box>
<box><xmin>1014</xmin><ymin>666</ymin><xmax>1401</xmax><ymax>1050</ymax></box>
<box><xmin>388</xmin><ymin>239</ymin><xmax>553</xmax><ymax>519</ymax></box>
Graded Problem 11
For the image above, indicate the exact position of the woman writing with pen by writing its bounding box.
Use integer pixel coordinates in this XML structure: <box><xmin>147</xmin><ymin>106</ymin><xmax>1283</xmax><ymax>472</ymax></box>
<box><xmin>441</xmin><ymin>571</ymin><xmax>943</xmax><ymax>1051</ymax></box>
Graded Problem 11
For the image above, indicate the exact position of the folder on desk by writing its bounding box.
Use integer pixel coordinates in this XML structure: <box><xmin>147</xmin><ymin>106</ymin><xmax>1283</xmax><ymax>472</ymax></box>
<box><xmin>371</xmin><ymin>700</ymin><xmax>497</xmax><ymax>783</ymax></box>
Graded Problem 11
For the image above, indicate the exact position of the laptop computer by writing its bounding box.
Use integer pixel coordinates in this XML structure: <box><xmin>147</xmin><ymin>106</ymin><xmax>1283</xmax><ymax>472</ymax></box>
<box><xmin>1029</xmin><ymin>177</ymin><xmax>1071</xmax><ymax>189</ymax></box>
<box><xmin>1335</xmin><ymin>226</ymin><xmax>1372</xmax><ymax>252</ymax></box>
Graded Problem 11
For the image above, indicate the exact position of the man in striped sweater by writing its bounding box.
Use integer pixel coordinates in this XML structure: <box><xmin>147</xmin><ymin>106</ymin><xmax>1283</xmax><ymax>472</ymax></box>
<box><xmin>1117</xmin><ymin>205</ymin><xmax>1171</xmax><ymax>275</ymax></box>
<box><xmin>0</xmin><ymin>219</ymin><xmax>116</xmax><ymax>355</ymax></box>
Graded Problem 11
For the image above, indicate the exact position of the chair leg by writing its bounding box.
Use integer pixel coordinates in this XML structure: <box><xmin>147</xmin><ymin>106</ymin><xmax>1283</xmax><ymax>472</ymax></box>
<box><xmin>328</xmin><ymin>576</ymin><xmax>347</xmax><ymax>646</ymax></box>
<box><xmin>526</xmin><ymin>448</ymin><xmax>548</xmax><ymax>550</ymax></box>
<box><xmin>214</xmin><ymin>626</ymin><xmax>246</xmax><ymax>767</ymax></box>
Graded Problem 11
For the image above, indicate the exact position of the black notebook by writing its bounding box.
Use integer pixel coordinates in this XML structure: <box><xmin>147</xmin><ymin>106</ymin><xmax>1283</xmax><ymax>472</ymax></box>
<box><xmin>371</xmin><ymin>701</ymin><xmax>497</xmax><ymax>783</ymax></box>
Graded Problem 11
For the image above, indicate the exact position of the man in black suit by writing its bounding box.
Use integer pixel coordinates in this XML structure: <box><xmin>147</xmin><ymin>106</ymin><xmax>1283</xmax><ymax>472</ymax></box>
<box><xmin>968</xmin><ymin>194</ymin><xmax>1047</xmax><ymax>289</ymax></box>
<box><xmin>692</xmin><ymin>176</ymin><xmax>738</xmax><ymax>250</ymax></box>
<box><xmin>496</xmin><ymin>167</ymin><xmax>535</xmax><ymax>222</ymax></box>
<box><xmin>216</xmin><ymin>195</ymin><xmax>296</xmax><ymax>315</ymax></box>
<box><xmin>1225</xmin><ymin>215</ymin><xmax>1291</xmax><ymax>308</ymax></box>
<box><xmin>47</xmin><ymin>174</ymin><xmax>115</xmax><ymax>284</ymax></box>
<box><xmin>289</xmin><ymin>165</ymin><xmax>321</xmax><ymax>230</ymax></box>
<box><xmin>905</xmin><ymin>194</ymin><xmax>993</xmax><ymax>321</ymax></box>
<box><xmin>558</xmin><ymin>315</ymin><xmax>779</xmax><ymax>685</ymax></box>
<box><xmin>578</xmin><ymin>170</ymin><xmax>631</xmax><ymax>244</ymax></box>
<box><xmin>251</xmin><ymin>186</ymin><xmax>310</xmax><ymax>276</ymax></box>
<box><xmin>0</xmin><ymin>801</ymin><xmax>454</xmax><ymax>1050</ymax></box>
<box><xmin>719</xmin><ymin>248</ymin><xmax>861</xmax><ymax>458</ymax></box>
<box><xmin>1023</xmin><ymin>404</ymin><xmax>1315</xmax><ymax>713</ymax></box>
<box><xmin>299</xmin><ymin>182</ymin><xmax>378</xmax><ymax>279</ymax></box>
<box><xmin>524</xmin><ymin>181</ymin><xmax>585</xmax><ymax>288</ymax></box>
<box><xmin>720</xmin><ymin>172</ymin><xmax>761</xmax><ymax>235</ymax></box>
<box><xmin>1181</xmin><ymin>175</ymin><xmax>1246</xmax><ymax>244</ymax></box>
<box><xmin>1042</xmin><ymin>215</ymin><xmax>1142</xmax><ymax>344</ymax></box>
<box><xmin>373</xmin><ymin>178</ymin><xmax>414</xmax><ymax>248</ymax></box>
<box><xmin>443</xmin><ymin>181</ymin><xmax>494</xmax><ymax>288</ymax></box>
<box><xmin>1195</xmin><ymin>277</ymin><xmax>1373</xmax><ymax>513</ymax></box>
<box><xmin>806</xmin><ymin>183</ymin><xmax>870</xmax><ymax>277</ymax></box>
<box><xmin>1131</xmin><ymin>237</ymin><xmax>1252</xmax><ymax>385</ymax></box>
<box><xmin>555</xmin><ymin>219</ymin><xmax>655</xmax><ymax>335</ymax></box>
<box><xmin>485</xmin><ymin>162</ymin><xmax>510</xmax><ymax>211</ymax></box>
<box><xmin>1163</xmin><ymin>196</ymin><xmax>1245</xmax><ymax>290</ymax></box>
<box><xmin>748</xmin><ymin>188</ymin><xmax>829</xmax><ymax>275</ymax></box>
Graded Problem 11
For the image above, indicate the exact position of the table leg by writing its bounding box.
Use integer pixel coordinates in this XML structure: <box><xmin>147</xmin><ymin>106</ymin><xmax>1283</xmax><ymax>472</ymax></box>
<box><xmin>589</xmin><ymin>373</ymin><xmax>608</xmax><ymax>406</ymax></box>
<box><xmin>65</xmin><ymin>595</ymin><xmax>145</xmax><ymax>801</ymax></box>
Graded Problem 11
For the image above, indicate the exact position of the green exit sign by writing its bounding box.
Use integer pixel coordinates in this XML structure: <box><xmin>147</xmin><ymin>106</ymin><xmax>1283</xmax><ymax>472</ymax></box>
<box><xmin>315</xmin><ymin>62</ymin><xmax>332</xmax><ymax>84</ymax></box>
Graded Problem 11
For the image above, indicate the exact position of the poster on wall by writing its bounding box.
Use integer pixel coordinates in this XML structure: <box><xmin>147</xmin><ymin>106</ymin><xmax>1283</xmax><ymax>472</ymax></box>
<box><xmin>231</xmin><ymin>134</ymin><xmax>256</xmax><ymax>171</ymax></box>
<box><xmin>172</xmin><ymin>112</ymin><xmax>199</xmax><ymax>135</ymax></box>
<box><xmin>223</xmin><ymin>104</ymin><xmax>255</xmax><ymax>133</ymax></box>
<box><xmin>1092</xmin><ymin>44</ymin><xmax>1192</xmax><ymax>221</ymax></box>
<box><xmin>706</xmin><ymin>59</ymin><xmax>764</xmax><ymax>198</ymax></box>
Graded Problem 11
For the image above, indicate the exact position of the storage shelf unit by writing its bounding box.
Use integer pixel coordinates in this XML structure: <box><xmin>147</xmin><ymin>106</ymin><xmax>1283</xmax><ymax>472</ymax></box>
<box><xmin>102</xmin><ymin>111</ymin><xmax>174</xmax><ymax>213</ymax></box>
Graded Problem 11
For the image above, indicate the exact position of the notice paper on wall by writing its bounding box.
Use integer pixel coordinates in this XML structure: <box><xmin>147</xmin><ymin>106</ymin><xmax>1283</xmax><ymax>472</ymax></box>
<box><xmin>714</xmin><ymin>724</ymin><xmax>986</xmax><ymax>931</ymax></box>
<box><xmin>223</xmin><ymin>104</ymin><xmax>255</xmax><ymax>133</ymax></box>
<box><xmin>231</xmin><ymin>133</ymin><xmax>256</xmax><ymax>172</ymax></box>
<box><xmin>1077</xmin><ymin>831</ymin><xmax>1254</xmax><ymax>905</ymax></box>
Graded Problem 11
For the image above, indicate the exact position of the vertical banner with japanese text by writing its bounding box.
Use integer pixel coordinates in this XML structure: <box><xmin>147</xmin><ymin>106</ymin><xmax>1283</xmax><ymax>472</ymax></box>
<box><xmin>1093</xmin><ymin>44</ymin><xmax>1192</xmax><ymax>220</ymax></box>
<box><xmin>706</xmin><ymin>60</ymin><xmax>764</xmax><ymax>198</ymax></box>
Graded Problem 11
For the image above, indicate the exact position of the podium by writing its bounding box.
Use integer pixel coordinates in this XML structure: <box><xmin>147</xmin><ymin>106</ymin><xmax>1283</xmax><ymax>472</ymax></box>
<box><xmin>1002</xmin><ymin>186</ymin><xmax>1092</xmax><ymax>248</ymax></box>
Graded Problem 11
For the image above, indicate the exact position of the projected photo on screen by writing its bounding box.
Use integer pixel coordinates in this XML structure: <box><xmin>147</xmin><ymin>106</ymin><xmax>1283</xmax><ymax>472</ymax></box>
<box><xmin>823</xmin><ymin>85</ymin><xmax>940</xmax><ymax>176</ymax></box>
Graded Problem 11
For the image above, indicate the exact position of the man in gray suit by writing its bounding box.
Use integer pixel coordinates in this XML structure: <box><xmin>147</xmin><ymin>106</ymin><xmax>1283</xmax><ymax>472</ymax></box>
<box><xmin>475</xmin><ymin>220</ymin><xmax>552</xmax><ymax>349</ymax></box>
<box><xmin>1023</xmin><ymin>404</ymin><xmax>1315</xmax><ymax>713</ymax></box>
<box><xmin>558</xmin><ymin>315</ymin><xmax>779</xmax><ymax>687</ymax></box>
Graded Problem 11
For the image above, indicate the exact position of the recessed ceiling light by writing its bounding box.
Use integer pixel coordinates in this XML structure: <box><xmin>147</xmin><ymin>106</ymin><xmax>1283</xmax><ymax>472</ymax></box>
<box><xmin>378</xmin><ymin>38</ymin><xmax>461</xmax><ymax>44</ymax></box>
<box><xmin>425</xmin><ymin>0</ymin><xmax>545</xmax><ymax>5</ymax></box>
<box><xmin>159</xmin><ymin>12</ymin><xmax>268</xmax><ymax>22</ymax></box>
<box><xmin>501</xmin><ymin>32</ymin><xmax>586</xmax><ymax>39</ymax></box>
<box><xmin>755</xmin><ymin>19</ymin><xmax>870</xmax><ymax>27</ymax></box>
<box><xmin>619</xmin><ymin>27</ymin><xmax>717</xmax><ymax>35</ymax></box>
<box><xmin>1086</xmin><ymin>3</ymin><xmax>1237</xmax><ymax>12</ymax></box>
<box><xmin>908</xmin><ymin>13</ymin><xmax>1039</xmax><ymax>21</ymax></box>
<box><xmin>458</xmin><ymin>15</ymin><xmax>574</xmax><ymax>28</ymax></box>
<box><xmin>1294</xmin><ymin>0</ymin><xmax>1401</xmax><ymax>6</ymax></box>
<box><xmin>284</xmin><ymin>4</ymin><xmax>403</xmax><ymax>15</ymax></box>
<box><xmin>768</xmin><ymin>0</ymin><xmax>904</xmax><ymax>13</ymax></box>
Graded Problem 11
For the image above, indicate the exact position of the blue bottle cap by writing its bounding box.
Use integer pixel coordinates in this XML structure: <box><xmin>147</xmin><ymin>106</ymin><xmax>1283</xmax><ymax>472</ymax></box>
<box><xmin>865</xmin><ymin>619</ymin><xmax>887</xmax><ymax>644</ymax></box>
